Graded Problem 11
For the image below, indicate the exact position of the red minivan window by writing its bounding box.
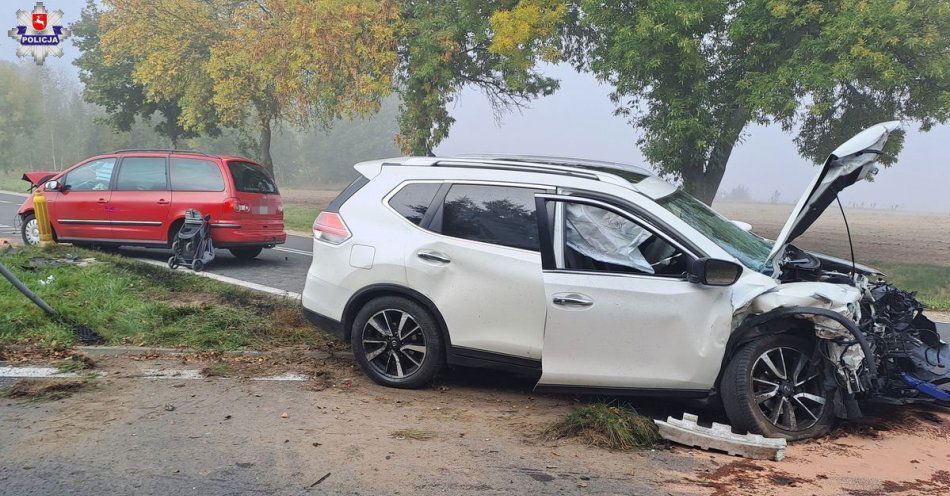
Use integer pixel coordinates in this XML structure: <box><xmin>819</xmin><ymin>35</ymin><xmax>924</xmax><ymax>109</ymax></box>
<box><xmin>228</xmin><ymin>161</ymin><xmax>278</xmax><ymax>194</ymax></box>
<box><xmin>170</xmin><ymin>158</ymin><xmax>225</xmax><ymax>191</ymax></box>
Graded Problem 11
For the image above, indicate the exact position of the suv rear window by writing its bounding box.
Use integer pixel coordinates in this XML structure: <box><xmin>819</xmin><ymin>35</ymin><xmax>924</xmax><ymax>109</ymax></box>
<box><xmin>171</xmin><ymin>158</ymin><xmax>225</xmax><ymax>191</ymax></box>
<box><xmin>228</xmin><ymin>161</ymin><xmax>278</xmax><ymax>194</ymax></box>
<box><xmin>437</xmin><ymin>184</ymin><xmax>543</xmax><ymax>251</ymax></box>
<box><xmin>388</xmin><ymin>183</ymin><xmax>440</xmax><ymax>225</ymax></box>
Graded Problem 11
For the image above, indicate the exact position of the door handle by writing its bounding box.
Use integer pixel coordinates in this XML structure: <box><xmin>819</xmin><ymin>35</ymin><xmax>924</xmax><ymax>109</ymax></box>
<box><xmin>552</xmin><ymin>293</ymin><xmax>594</xmax><ymax>307</ymax></box>
<box><xmin>157</xmin><ymin>199</ymin><xmax>170</xmax><ymax>205</ymax></box>
<box><xmin>417</xmin><ymin>250</ymin><xmax>451</xmax><ymax>264</ymax></box>
<box><xmin>97</xmin><ymin>198</ymin><xmax>108</xmax><ymax>203</ymax></box>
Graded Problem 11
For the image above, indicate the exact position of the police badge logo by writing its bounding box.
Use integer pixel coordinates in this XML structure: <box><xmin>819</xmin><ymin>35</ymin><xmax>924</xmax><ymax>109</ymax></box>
<box><xmin>8</xmin><ymin>2</ymin><xmax>70</xmax><ymax>65</ymax></box>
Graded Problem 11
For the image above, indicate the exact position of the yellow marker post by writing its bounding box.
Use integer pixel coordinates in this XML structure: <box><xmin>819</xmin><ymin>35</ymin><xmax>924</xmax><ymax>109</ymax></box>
<box><xmin>32</xmin><ymin>190</ymin><xmax>55</xmax><ymax>246</ymax></box>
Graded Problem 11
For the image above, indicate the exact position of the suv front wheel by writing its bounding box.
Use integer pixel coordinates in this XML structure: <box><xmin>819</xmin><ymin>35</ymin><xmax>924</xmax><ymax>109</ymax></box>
<box><xmin>720</xmin><ymin>334</ymin><xmax>834</xmax><ymax>440</ymax></box>
<box><xmin>351</xmin><ymin>296</ymin><xmax>444</xmax><ymax>389</ymax></box>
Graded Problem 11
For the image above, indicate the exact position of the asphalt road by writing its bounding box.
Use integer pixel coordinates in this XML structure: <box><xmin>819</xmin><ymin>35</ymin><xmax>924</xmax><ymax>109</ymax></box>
<box><xmin>0</xmin><ymin>190</ymin><xmax>314</xmax><ymax>294</ymax></box>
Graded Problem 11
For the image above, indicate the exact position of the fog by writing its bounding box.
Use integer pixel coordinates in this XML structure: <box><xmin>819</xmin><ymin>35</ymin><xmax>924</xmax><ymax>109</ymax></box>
<box><xmin>4</xmin><ymin>1</ymin><xmax>948</xmax><ymax>212</ymax></box>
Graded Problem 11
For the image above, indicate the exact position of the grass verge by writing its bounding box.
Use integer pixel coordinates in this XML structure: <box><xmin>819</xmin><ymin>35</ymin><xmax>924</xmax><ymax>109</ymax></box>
<box><xmin>0</xmin><ymin>173</ymin><xmax>28</xmax><ymax>193</ymax></box>
<box><xmin>390</xmin><ymin>428</ymin><xmax>435</xmax><ymax>441</ymax></box>
<box><xmin>0</xmin><ymin>245</ymin><xmax>330</xmax><ymax>350</ymax></box>
<box><xmin>872</xmin><ymin>262</ymin><xmax>950</xmax><ymax>311</ymax></box>
<box><xmin>283</xmin><ymin>204</ymin><xmax>320</xmax><ymax>232</ymax></box>
<box><xmin>543</xmin><ymin>403</ymin><xmax>660</xmax><ymax>450</ymax></box>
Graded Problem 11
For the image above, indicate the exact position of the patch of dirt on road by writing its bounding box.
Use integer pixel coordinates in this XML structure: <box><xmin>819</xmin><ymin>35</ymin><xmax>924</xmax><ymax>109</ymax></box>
<box><xmin>3</xmin><ymin>379</ymin><xmax>89</xmax><ymax>401</ymax></box>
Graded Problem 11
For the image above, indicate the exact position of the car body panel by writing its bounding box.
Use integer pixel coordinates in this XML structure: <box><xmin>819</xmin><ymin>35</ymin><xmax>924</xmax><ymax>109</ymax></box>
<box><xmin>767</xmin><ymin>121</ymin><xmax>901</xmax><ymax>265</ymax></box>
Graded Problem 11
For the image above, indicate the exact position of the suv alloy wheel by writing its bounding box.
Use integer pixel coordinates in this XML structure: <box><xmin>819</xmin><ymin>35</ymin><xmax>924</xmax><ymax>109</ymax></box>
<box><xmin>351</xmin><ymin>296</ymin><xmax>444</xmax><ymax>389</ymax></box>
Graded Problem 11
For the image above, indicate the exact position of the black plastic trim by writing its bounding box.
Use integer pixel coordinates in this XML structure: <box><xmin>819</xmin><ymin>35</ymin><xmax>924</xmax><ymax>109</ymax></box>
<box><xmin>303</xmin><ymin>308</ymin><xmax>345</xmax><ymax>340</ymax></box>
<box><xmin>327</xmin><ymin>176</ymin><xmax>369</xmax><ymax>213</ymax></box>
<box><xmin>534</xmin><ymin>384</ymin><xmax>713</xmax><ymax>398</ymax></box>
<box><xmin>446</xmin><ymin>346</ymin><xmax>541</xmax><ymax>375</ymax></box>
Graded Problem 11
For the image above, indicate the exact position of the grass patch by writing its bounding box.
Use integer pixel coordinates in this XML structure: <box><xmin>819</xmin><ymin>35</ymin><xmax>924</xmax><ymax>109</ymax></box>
<box><xmin>390</xmin><ymin>428</ymin><xmax>435</xmax><ymax>441</ymax></box>
<box><xmin>543</xmin><ymin>403</ymin><xmax>660</xmax><ymax>450</ymax></box>
<box><xmin>0</xmin><ymin>245</ymin><xmax>330</xmax><ymax>350</ymax></box>
<box><xmin>872</xmin><ymin>262</ymin><xmax>950</xmax><ymax>311</ymax></box>
<box><xmin>283</xmin><ymin>204</ymin><xmax>320</xmax><ymax>232</ymax></box>
<box><xmin>55</xmin><ymin>355</ymin><xmax>95</xmax><ymax>374</ymax></box>
<box><xmin>0</xmin><ymin>173</ymin><xmax>29</xmax><ymax>193</ymax></box>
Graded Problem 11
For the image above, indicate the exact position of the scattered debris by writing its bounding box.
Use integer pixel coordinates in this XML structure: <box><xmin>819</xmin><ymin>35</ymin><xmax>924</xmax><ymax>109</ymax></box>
<box><xmin>280</xmin><ymin>412</ymin><xmax>289</xmax><ymax>418</ymax></box>
<box><xmin>25</xmin><ymin>256</ymin><xmax>98</xmax><ymax>268</ymax></box>
<box><xmin>164</xmin><ymin>404</ymin><xmax>176</xmax><ymax>411</ymax></box>
<box><xmin>654</xmin><ymin>413</ymin><xmax>787</xmax><ymax>461</ymax></box>
<box><xmin>308</xmin><ymin>472</ymin><xmax>331</xmax><ymax>489</ymax></box>
<box><xmin>3</xmin><ymin>379</ymin><xmax>88</xmax><ymax>401</ymax></box>
<box><xmin>38</xmin><ymin>275</ymin><xmax>55</xmax><ymax>286</ymax></box>
<box><xmin>390</xmin><ymin>428</ymin><xmax>434</xmax><ymax>441</ymax></box>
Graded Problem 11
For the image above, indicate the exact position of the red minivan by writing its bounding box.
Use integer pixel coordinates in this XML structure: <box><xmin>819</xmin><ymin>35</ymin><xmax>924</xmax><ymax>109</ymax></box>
<box><xmin>16</xmin><ymin>150</ymin><xmax>286</xmax><ymax>259</ymax></box>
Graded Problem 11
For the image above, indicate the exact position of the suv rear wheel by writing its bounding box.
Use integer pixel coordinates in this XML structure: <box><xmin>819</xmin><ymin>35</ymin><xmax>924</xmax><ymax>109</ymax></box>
<box><xmin>229</xmin><ymin>247</ymin><xmax>263</xmax><ymax>260</ymax></box>
<box><xmin>721</xmin><ymin>334</ymin><xmax>834</xmax><ymax>440</ymax></box>
<box><xmin>351</xmin><ymin>296</ymin><xmax>444</xmax><ymax>389</ymax></box>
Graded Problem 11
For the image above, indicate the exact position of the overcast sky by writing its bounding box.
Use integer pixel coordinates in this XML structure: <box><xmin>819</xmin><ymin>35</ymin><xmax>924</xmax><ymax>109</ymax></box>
<box><xmin>4</xmin><ymin>0</ymin><xmax>949</xmax><ymax>212</ymax></box>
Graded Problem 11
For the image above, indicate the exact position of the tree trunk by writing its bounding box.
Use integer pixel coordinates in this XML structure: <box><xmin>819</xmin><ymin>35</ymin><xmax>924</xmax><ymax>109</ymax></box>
<box><xmin>681</xmin><ymin>114</ymin><xmax>747</xmax><ymax>205</ymax></box>
<box><xmin>259</xmin><ymin>118</ymin><xmax>274</xmax><ymax>176</ymax></box>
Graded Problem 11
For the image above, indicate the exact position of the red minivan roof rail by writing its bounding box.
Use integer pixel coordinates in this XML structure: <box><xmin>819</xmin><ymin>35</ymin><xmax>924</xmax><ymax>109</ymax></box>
<box><xmin>112</xmin><ymin>148</ymin><xmax>217</xmax><ymax>158</ymax></box>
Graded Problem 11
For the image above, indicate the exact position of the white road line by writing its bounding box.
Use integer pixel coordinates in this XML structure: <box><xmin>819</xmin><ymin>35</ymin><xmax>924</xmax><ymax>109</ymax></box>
<box><xmin>135</xmin><ymin>258</ymin><xmax>302</xmax><ymax>300</ymax></box>
<box><xmin>274</xmin><ymin>246</ymin><xmax>311</xmax><ymax>256</ymax></box>
<box><xmin>142</xmin><ymin>368</ymin><xmax>204</xmax><ymax>380</ymax></box>
<box><xmin>251</xmin><ymin>373</ymin><xmax>309</xmax><ymax>381</ymax></box>
<box><xmin>0</xmin><ymin>190</ymin><xmax>28</xmax><ymax>198</ymax></box>
<box><xmin>0</xmin><ymin>366</ymin><xmax>79</xmax><ymax>378</ymax></box>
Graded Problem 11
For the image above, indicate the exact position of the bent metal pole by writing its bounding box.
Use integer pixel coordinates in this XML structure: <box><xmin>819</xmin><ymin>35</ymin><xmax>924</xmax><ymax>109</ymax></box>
<box><xmin>0</xmin><ymin>260</ymin><xmax>57</xmax><ymax>317</ymax></box>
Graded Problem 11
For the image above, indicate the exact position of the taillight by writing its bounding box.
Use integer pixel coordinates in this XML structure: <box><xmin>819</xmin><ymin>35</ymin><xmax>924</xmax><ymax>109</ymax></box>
<box><xmin>225</xmin><ymin>197</ymin><xmax>250</xmax><ymax>213</ymax></box>
<box><xmin>313</xmin><ymin>212</ymin><xmax>351</xmax><ymax>244</ymax></box>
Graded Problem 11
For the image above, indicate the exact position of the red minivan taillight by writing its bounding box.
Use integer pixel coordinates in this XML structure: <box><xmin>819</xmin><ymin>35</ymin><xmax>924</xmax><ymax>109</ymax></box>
<box><xmin>313</xmin><ymin>212</ymin><xmax>351</xmax><ymax>244</ymax></box>
<box><xmin>225</xmin><ymin>197</ymin><xmax>250</xmax><ymax>213</ymax></box>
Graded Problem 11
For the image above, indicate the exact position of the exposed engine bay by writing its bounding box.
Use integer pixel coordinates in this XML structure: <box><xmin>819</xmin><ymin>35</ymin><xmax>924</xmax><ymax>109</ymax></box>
<box><xmin>757</xmin><ymin>245</ymin><xmax>949</xmax><ymax>416</ymax></box>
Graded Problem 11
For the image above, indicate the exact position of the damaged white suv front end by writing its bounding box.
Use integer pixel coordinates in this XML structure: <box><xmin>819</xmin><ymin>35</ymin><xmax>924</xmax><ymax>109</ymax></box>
<box><xmin>711</xmin><ymin>122</ymin><xmax>948</xmax><ymax>439</ymax></box>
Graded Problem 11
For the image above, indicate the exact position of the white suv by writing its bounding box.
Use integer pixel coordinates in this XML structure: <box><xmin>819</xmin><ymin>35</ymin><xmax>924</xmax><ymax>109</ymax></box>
<box><xmin>302</xmin><ymin>122</ymin><xmax>948</xmax><ymax>440</ymax></box>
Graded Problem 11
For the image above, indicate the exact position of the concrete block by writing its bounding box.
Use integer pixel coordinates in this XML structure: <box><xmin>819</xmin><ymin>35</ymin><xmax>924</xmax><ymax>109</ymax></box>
<box><xmin>654</xmin><ymin>413</ymin><xmax>787</xmax><ymax>461</ymax></box>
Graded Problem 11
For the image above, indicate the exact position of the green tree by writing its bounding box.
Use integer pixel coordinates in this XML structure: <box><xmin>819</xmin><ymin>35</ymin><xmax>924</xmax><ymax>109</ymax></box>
<box><xmin>395</xmin><ymin>0</ymin><xmax>562</xmax><ymax>155</ymax></box>
<box><xmin>72</xmin><ymin>0</ymin><xmax>199</xmax><ymax>148</ymax></box>
<box><xmin>101</xmin><ymin>0</ymin><xmax>398</xmax><ymax>176</ymax></box>
<box><xmin>493</xmin><ymin>0</ymin><xmax>950</xmax><ymax>204</ymax></box>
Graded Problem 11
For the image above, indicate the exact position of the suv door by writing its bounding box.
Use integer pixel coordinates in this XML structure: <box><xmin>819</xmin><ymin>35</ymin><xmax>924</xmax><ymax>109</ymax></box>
<box><xmin>109</xmin><ymin>156</ymin><xmax>172</xmax><ymax>242</ymax></box>
<box><xmin>533</xmin><ymin>194</ymin><xmax>734</xmax><ymax>393</ymax></box>
<box><xmin>402</xmin><ymin>182</ymin><xmax>551</xmax><ymax>363</ymax></box>
<box><xmin>50</xmin><ymin>158</ymin><xmax>117</xmax><ymax>240</ymax></box>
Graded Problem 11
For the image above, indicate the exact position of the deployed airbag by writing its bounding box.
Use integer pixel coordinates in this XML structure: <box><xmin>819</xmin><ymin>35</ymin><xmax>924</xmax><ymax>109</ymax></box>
<box><xmin>564</xmin><ymin>203</ymin><xmax>654</xmax><ymax>273</ymax></box>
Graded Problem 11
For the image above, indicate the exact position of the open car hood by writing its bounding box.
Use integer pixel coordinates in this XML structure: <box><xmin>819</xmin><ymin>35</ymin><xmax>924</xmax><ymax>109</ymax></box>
<box><xmin>21</xmin><ymin>171</ymin><xmax>57</xmax><ymax>188</ymax></box>
<box><xmin>767</xmin><ymin>121</ymin><xmax>902</xmax><ymax>269</ymax></box>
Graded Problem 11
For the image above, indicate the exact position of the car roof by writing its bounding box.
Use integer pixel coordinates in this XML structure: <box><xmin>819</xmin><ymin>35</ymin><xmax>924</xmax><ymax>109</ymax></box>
<box><xmin>356</xmin><ymin>154</ymin><xmax>656</xmax><ymax>191</ymax></box>
<box><xmin>91</xmin><ymin>150</ymin><xmax>259</xmax><ymax>164</ymax></box>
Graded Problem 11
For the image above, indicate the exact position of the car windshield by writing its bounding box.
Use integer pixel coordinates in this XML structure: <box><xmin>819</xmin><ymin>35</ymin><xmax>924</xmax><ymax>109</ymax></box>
<box><xmin>656</xmin><ymin>189</ymin><xmax>773</xmax><ymax>273</ymax></box>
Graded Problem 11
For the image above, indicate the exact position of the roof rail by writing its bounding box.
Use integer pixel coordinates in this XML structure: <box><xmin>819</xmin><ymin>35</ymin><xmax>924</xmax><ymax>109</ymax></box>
<box><xmin>111</xmin><ymin>149</ymin><xmax>217</xmax><ymax>157</ymax></box>
<box><xmin>432</xmin><ymin>159</ymin><xmax>603</xmax><ymax>181</ymax></box>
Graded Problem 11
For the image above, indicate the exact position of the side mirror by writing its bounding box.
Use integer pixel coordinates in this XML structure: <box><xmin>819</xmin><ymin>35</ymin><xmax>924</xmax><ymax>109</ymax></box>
<box><xmin>688</xmin><ymin>258</ymin><xmax>743</xmax><ymax>286</ymax></box>
<box><xmin>44</xmin><ymin>180</ymin><xmax>61</xmax><ymax>192</ymax></box>
<box><xmin>731</xmin><ymin>220</ymin><xmax>753</xmax><ymax>232</ymax></box>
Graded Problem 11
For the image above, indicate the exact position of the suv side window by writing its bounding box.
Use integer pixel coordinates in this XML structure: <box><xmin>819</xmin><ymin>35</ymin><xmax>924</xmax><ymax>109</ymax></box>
<box><xmin>170</xmin><ymin>158</ymin><xmax>225</xmax><ymax>191</ymax></box>
<box><xmin>115</xmin><ymin>157</ymin><xmax>168</xmax><ymax>191</ymax></box>
<box><xmin>560</xmin><ymin>202</ymin><xmax>688</xmax><ymax>277</ymax></box>
<box><xmin>436</xmin><ymin>184</ymin><xmax>543</xmax><ymax>251</ymax></box>
<box><xmin>64</xmin><ymin>158</ymin><xmax>116</xmax><ymax>192</ymax></box>
<box><xmin>388</xmin><ymin>183</ymin><xmax>440</xmax><ymax>225</ymax></box>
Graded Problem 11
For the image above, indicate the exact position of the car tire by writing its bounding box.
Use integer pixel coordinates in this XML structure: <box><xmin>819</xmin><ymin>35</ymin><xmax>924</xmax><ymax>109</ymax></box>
<box><xmin>351</xmin><ymin>296</ymin><xmax>444</xmax><ymax>389</ymax></box>
<box><xmin>20</xmin><ymin>214</ymin><xmax>39</xmax><ymax>246</ymax></box>
<box><xmin>721</xmin><ymin>333</ymin><xmax>834</xmax><ymax>441</ymax></box>
<box><xmin>229</xmin><ymin>247</ymin><xmax>263</xmax><ymax>260</ymax></box>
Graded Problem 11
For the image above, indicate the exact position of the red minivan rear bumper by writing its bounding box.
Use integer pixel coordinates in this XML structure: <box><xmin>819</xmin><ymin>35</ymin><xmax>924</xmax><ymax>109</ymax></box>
<box><xmin>210</xmin><ymin>221</ymin><xmax>286</xmax><ymax>248</ymax></box>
